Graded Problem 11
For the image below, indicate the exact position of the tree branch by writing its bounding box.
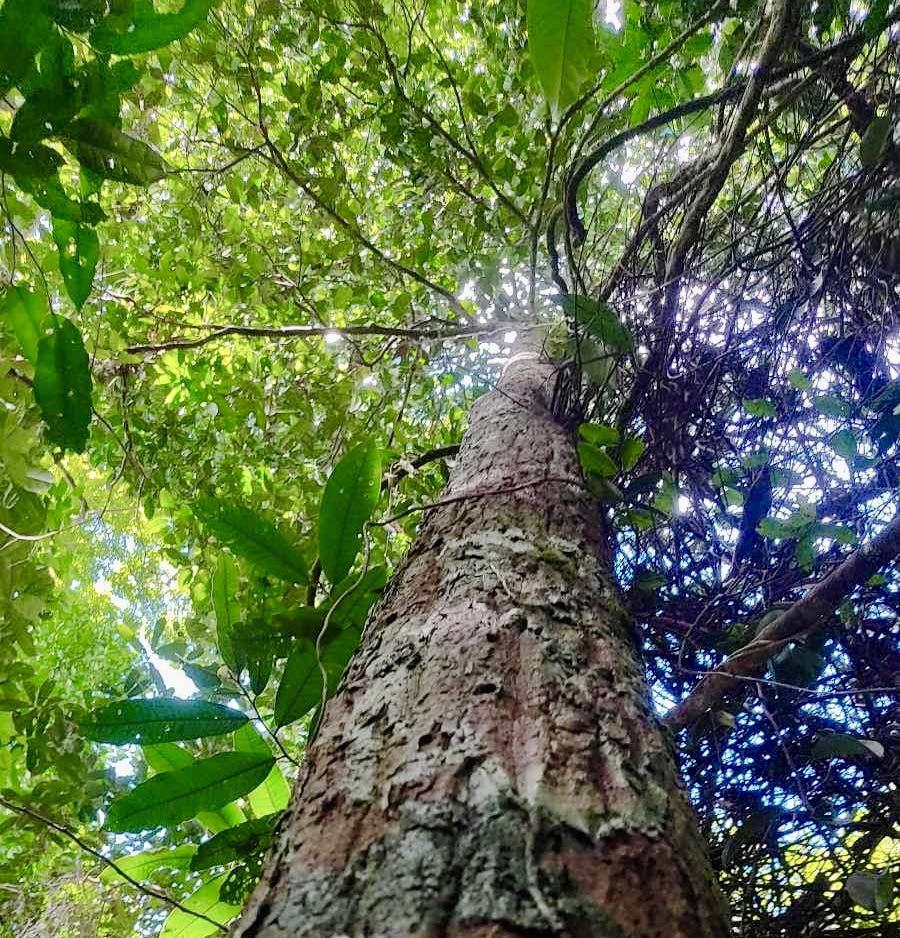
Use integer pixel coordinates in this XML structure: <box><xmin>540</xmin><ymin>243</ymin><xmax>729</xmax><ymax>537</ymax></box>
<box><xmin>663</xmin><ymin>513</ymin><xmax>900</xmax><ymax>730</ymax></box>
<box><xmin>0</xmin><ymin>796</ymin><xmax>228</xmax><ymax>932</ymax></box>
<box><xmin>125</xmin><ymin>322</ymin><xmax>511</xmax><ymax>356</ymax></box>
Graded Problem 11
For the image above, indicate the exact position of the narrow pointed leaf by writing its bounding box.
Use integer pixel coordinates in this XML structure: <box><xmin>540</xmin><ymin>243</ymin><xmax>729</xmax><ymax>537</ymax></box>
<box><xmin>318</xmin><ymin>440</ymin><xmax>382</xmax><ymax>583</ymax></box>
<box><xmin>141</xmin><ymin>746</ymin><xmax>251</xmax><ymax>834</ymax></box>
<box><xmin>212</xmin><ymin>553</ymin><xmax>241</xmax><ymax>669</ymax></box>
<box><xmin>273</xmin><ymin>627</ymin><xmax>361</xmax><ymax>727</ymax></box>
<box><xmin>100</xmin><ymin>846</ymin><xmax>197</xmax><ymax>884</ymax></box>
<box><xmin>106</xmin><ymin>751</ymin><xmax>273</xmax><ymax>832</ymax></box>
<box><xmin>273</xmin><ymin>639</ymin><xmax>321</xmax><ymax>728</ymax></box>
<box><xmin>82</xmin><ymin>698</ymin><xmax>248</xmax><ymax>745</ymax></box>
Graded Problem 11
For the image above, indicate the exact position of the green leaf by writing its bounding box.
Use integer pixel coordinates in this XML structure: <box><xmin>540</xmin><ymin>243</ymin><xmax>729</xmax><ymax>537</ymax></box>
<box><xmin>52</xmin><ymin>218</ymin><xmax>99</xmax><ymax>310</ymax></box>
<box><xmin>0</xmin><ymin>0</ymin><xmax>53</xmax><ymax>96</ymax></box>
<box><xmin>143</xmin><ymin>744</ymin><xmax>245</xmax><ymax>833</ymax></box>
<box><xmin>63</xmin><ymin>118</ymin><xmax>169</xmax><ymax>185</ymax></box>
<box><xmin>158</xmin><ymin>873</ymin><xmax>241</xmax><ymax>938</ymax></box>
<box><xmin>273</xmin><ymin>639</ymin><xmax>322</xmax><ymax>728</ymax></box>
<box><xmin>812</xmin><ymin>395</ymin><xmax>851</xmax><ymax>418</ymax></box>
<box><xmin>810</xmin><ymin>733</ymin><xmax>878</xmax><ymax>761</ymax></box>
<box><xmin>100</xmin><ymin>846</ymin><xmax>197</xmax><ymax>884</ymax></box>
<box><xmin>33</xmin><ymin>316</ymin><xmax>93</xmax><ymax>453</ymax></box>
<box><xmin>787</xmin><ymin>367</ymin><xmax>811</xmax><ymax>390</ymax></box>
<box><xmin>814</xmin><ymin>522</ymin><xmax>858</xmax><ymax>546</ymax></box>
<box><xmin>864</xmin><ymin>0</ymin><xmax>890</xmax><ymax>38</ymax></box>
<box><xmin>578</xmin><ymin>423</ymin><xmax>619</xmax><ymax>446</ymax></box>
<box><xmin>15</xmin><ymin>173</ymin><xmax>106</xmax><ymax>224</ymax></box>
<box><xmin>82</xmin><ymin>698</ymin><xmax>248</xmax><ymax>745</ymax></box>
<box><xmin>212</xmin><ymin>553</ymin><xmax>241</xmax><ymax>670</ymax></box>
<box><xmin>47</xmin><ymin>0</ymin><xmax>110</xmax><ymax>32</ymax></box>
<box><xmin>318</xmin><ymin>440</ymin><xmax>382</xmax><ymax>584</ymax></box>
<box><xmin>623</xmin><ymin>508</ymin><xmax>654</xmax><ymax>531</ymax></box>
<box><xmin>619</xmin><ymin>436</ymin><xmax>646</xmax><ymax>472</ymax></box>
<box><xmin>194</xmin><ymin>498</ymin><xmax>308</xmax><ymax>584</ymax></box>
<box><xmin>577</xmin><ymin>441</ymin><xmax>618</xmax><ymax>478</ymax></box>
<box><xmin>558</xmin><ymin>295</ymin><xmax>632</xmax><ymax>352</ymax></box>
<box><xmin>0</xmin><ymin>136</ymin><xmax>63</xmax><ymax>177</ymax></box>
<box><xmin>325</xmin><ymin>564</ymin><xmax>388</xmax><ymax>630</ymax></box>
<box><xmin>106</xmin><ymin>751</ymin><xmax>274</xmax><ymax>832</ymax></box>
<box><xmin>274</xmin><ymin>628</ymin><xmax>361</xmax><ymax>728</ymax></box>
<box><xmin>92</xmin><ymin>0</ymin><xmax>216</xmax><ymax>55</ymax></box>
<box><xmin>742</xmin><ymin>398</ymin><xmax>777</xmax><ymax>418</ymax></box>
<box><xmin>233</xmin><ymin>724</ymin><xmax>290</xmax><ymax>816</ymax></box>
<box><xmin>526</xmin><ymin>0</ymin><xmax>595</xmax><ymax>120</ymax></box>
<box><xmin>845</xmin><ymin>870</ymin><xmax>894</xmax><ymax>914</ymax></box>
<box><xmin>770</xmin><ymin>644</ymin><xmax>825</xmax><ymax>688</ymax></box>
<box><xmin>830</xmin><ymin>429</ymin><xmax>857</xmax><ymax>461</ymax></box>
<box><xmin>190</xmin><ymin>814</ymin><xmax>279</xmax><ymax>872</ymax></box>
<box><xmin>1</xmin><ymin>287</ymin><xmax>48</xmax><ymax>363</ymax></box>
<box><xmin>860</xmin><ymin>116</ymin><xmax>892</xmax><ymax>170</ymax></box>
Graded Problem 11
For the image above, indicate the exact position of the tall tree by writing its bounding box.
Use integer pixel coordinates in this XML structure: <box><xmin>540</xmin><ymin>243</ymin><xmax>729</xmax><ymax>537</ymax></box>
<box><xmin>0</xmin><ymin>1</ymin><xmax>897</xmax><ymax>936</ymax></box>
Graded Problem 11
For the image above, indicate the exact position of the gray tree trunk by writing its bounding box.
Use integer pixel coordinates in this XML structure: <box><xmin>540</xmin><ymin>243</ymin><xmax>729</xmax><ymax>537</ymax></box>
<box><xmin>234</xmin><ymin>341</ymin><xmax>730</xmax><ymax>937</ymax></box>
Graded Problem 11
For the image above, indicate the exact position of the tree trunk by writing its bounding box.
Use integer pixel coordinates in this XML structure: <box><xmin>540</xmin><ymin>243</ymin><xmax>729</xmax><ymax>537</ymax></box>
<box><xmin>234</xmin><ymin>341</ymin><xmax>729</xmax><ymax>938</ymax></box>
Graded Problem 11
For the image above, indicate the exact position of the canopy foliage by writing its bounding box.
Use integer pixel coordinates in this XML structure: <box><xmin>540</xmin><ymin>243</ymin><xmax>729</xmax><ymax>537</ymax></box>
<box><xmin>0</xmin><ymin>0</ymin><xmax>898</xmax><ymax>935</ymax></box>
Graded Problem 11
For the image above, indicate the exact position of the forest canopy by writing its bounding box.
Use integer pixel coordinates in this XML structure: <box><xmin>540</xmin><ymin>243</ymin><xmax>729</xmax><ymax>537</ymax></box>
<box><xmin>0</xmin><ymin>0</ymin><xmax>898</xmax><ymax>936</ymax></box>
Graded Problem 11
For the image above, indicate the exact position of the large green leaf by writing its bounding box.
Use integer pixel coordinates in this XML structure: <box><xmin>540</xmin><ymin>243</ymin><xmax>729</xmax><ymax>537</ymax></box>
<box><xmin>63</xmin><ymin>118</ymin><xmax>169</xmax><ymax>185</ymax></box>
<box><xmin>273</xmin><ymin>639</ymin><xmax>322</xmax><ymax>728</ymax></box>
<box><xmin>142</xmin><ymin>744</ymin><xmax>244</xmax><ymax>833</ymax></box>
<box><xmin>212</xmin><ymin>553</ymin><xmax>241</xmax><ymax>669</ymax></box>
<box><xmin>0</xmin><ymin>0</ymin><xmax>53</xmax><ymax>96</ymax></box>
<box><xmin>15</xmin><ymin>174</ymin><xmax>106</xmax><ymax>224</ymax></box>
<box><xmin>190</xmin><ymin>814</ymin><xmax>279</xmax><ymax>872</ymax></box>
<box><xmin>91</xmin><ymin>0</ymin><xmax>216</xmax><ymax>55</ymax></box>
<box><xmin>233</xmin><ymin>724</ymin><xmax>291</xmax><ymax>816</ymax></box>
<box><xmin>100</xmin><ymin>846</ymin><xmax>197</xmax><ymax>884</ymax></box>
<box><xmin>106</xmin><ymin>751</ymin><xmax>273</xmax><ymax>832</ymax></box>
<box><xmin>558</xmin><ymin>295</ymin><xmax>632</xmax><ymax>353</ymax></box>
<box><xmin>33</xmin><ymin>316</ymin><xmax>93</xmax><ymax>453</ymax></box>
<box><xmin>158</xmin><ymin>873</ymin><xmax>241</xmax><ymax>938</ymax></box>
<box><xmin>52</xmin><ymin>218</ymin><xmax>99</xmax><ymax>310</ymax></box>
<box><xmin>810</xmin><ymin>733</ymin><xmax>882</xmax><ymax>761</ymax></box>
<box><xmin>1</xmin><ymin>287</ymin><xmax>48</xmax><ymax>364</ymax></box>
<box><xmin>0</xmin><ymin>136</ymin><xmax>63</xmax><ymax>178</ymax></box>
<box><xmin>194</xmin><ymin>498</ymin><xmax>309</xmax><ymax>584</ymax></box>
<box><xmin>273</xmin><ymin>628</ymin><xmax>361</xmax><ymax>728</ymax></box>
<box><xmin>318</xmin><ymin>440</ymin><xmax>382</xmax><ymax>584</ymax></box>
<box><xmin>526</xmin><ymin>0</ymin><xmax>596</xmax><ymax>120</ymax></box>
<box><xmin>82</xmin><ymin>698</ymin><xmax>248</xmax><ymax>745</ymax></box>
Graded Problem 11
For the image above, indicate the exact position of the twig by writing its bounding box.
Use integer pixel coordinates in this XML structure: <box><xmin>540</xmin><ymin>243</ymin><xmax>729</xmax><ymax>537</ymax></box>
<box><xmin>0</xmin><ymin>796</ymin><xmax>228</xmax><ymax>932</ymax></box>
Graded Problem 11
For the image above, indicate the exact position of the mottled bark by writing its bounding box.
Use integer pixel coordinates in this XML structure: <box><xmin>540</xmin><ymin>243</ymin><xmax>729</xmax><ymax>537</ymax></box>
<box><xmin>234</xmin><ymin>342</ymin><xmax>729</xmax><ymax>938</ymax></box>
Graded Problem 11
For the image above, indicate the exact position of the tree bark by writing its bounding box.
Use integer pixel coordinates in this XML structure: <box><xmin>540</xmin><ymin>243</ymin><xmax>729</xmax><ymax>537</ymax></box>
<box><xmin>234</xmin><ymin>341</ymin><xmax>730</xmax><ymax>938</ymax></box>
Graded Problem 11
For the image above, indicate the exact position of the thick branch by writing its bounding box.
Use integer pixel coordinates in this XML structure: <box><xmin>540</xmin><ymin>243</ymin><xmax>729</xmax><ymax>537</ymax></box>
<box><xmin>664</xmin><ymin>513</ymin><xmax>900</xmax><ymax>730</ymax></box>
